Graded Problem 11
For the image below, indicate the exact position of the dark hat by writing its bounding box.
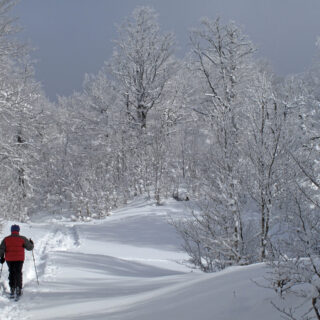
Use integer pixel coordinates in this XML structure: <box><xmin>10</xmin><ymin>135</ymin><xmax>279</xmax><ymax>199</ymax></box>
<box><xmin>11</xmin><ymin>224</ymin><xmax>20</xmax><ymax>233</ymax></box>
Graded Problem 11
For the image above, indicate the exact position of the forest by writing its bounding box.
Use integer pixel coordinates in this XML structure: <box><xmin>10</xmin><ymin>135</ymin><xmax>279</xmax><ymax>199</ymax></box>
<box><xmin>0</xmin><ymin>1</ymin><xmax>319</xmax><ymax>318</ymax></box>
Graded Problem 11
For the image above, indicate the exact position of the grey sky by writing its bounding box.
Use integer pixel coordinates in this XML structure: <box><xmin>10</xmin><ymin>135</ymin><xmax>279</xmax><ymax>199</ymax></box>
<box><xmin>12</xmin><ymin>0</ymin><xmax>320</xmax><ymax>101</ymax></box>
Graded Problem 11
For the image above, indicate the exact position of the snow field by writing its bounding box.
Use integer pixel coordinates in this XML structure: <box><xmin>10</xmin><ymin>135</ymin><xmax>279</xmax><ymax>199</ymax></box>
<box><xmin>0</xmin><ymin>199</ymin><xmax>290</xmax><ymax>319</ymax></box>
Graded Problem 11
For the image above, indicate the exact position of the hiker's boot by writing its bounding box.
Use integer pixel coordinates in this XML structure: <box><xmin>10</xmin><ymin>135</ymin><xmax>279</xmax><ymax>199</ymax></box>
<box><xmin>9</xmin><ymin>287</ymin><xmax>15</xmax><ymax>298</ymax></box>
<box><xmin>16</xmin><ymin>287</ymin><xmax>22</xmax><ymax>297</ymax></box>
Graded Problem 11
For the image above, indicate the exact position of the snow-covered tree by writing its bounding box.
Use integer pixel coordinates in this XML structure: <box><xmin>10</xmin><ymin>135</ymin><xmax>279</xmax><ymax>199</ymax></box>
<box><xmin>242</xmin><ymin>69</ymin><xmax>293</xmax><ymax>261</ymax></box>
<box><xmin>175</xmin><ymin>18</ymin><xmax>255</xmax><ymax>271</ymax></box>
<box><xmin>55</xmin><ymin>80</ymin><xmax>121</xmax><ymax>218</ymax></box>
<box><xmin>109</xmin><ymin>6</ymin><xmax>175</xmax><ymax>130</ymax></box>
<box><xmin>0</xmin><ymin>0</ymin><xmax>47</xmax><ymax>220</ymax></box>
<box><xmin>265</xmin><ymin>72</ymin><xmax>320</xmax><ymax>320</ymax></box>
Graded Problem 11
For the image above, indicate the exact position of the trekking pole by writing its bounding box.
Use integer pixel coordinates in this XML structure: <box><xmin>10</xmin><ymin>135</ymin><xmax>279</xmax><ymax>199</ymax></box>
<box><xmin>0</xmin><ymin>264</ymin><xmax>3</xmax><ymax>294</ymax></box>
<box><xmin>32</xmin><ymin>250</ymin><xmax>39</xmax><ymax>286</ymax></box>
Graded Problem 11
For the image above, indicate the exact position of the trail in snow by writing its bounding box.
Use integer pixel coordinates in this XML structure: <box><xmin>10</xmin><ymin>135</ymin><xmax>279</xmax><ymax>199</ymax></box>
<box><xmin>0</xmin><ymin>222</ymin><xmax>81</xmax><ymax>320</ymax></box>
<box><xmin>0</xmin><ymin>198</ymin><xmax>299</xmax><ymax>320</ymax></box>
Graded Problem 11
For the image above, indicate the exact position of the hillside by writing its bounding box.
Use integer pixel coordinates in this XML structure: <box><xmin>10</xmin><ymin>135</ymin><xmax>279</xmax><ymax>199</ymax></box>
<box><xmin>0</xmin><ymin>198</ymin><xmax>286</xmax><ymax>320</ymax></box>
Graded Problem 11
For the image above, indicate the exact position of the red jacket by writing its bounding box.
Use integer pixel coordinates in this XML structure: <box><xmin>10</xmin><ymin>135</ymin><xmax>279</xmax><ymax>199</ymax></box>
<box><xmin>0</xmin><ymin>232</ymin><xmax>34</xmax><ymax>261</ymax></box>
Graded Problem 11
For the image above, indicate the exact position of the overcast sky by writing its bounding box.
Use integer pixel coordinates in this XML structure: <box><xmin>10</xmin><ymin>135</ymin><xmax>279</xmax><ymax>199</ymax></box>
<box><xmin>12</xmin><ymin>0</ymin><xmax>320</xmax><ymax>101</ymax></box>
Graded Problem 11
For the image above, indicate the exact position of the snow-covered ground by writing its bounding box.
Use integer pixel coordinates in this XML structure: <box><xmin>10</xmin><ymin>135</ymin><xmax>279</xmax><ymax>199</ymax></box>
<box><xmin>0</xmin><ymin>198</ymin><xmax>287</xmax><ymax>320</ymax></box>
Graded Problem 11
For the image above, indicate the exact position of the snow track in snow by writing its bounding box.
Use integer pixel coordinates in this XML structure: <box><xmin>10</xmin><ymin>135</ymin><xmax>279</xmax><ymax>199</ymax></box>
<box><xmin>0</xmin><ymin>222</ymin><xmax>81</xmax><ymax>320</ymax></box>
<box><xmin>0</xmin><ymin>302</ymin><xmax>21</xmax><ymax>320</ymax></box>
<box><xmin>34</xmin><ymin>225</ymin><xmax>80</xmax><ymax>279</ymax></box>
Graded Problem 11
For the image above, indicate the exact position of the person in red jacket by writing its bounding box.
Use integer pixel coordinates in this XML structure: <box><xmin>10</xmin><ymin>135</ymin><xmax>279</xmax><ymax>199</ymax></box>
<box><xmin>0</xmin><ymin>224</ymin><xmax>34</xmax><ymax>297</ymax></box>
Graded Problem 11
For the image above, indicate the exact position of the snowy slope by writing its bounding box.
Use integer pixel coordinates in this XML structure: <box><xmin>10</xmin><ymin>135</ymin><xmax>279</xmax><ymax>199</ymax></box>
<box><xmin>0</xmin><ymin>198</ymin><xmax>285</xmax><ymax>320</ymax></box>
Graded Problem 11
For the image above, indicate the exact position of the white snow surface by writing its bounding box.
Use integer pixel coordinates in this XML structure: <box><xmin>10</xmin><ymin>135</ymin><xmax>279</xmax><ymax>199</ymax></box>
<box><xmin>0</xmin><ymin>198</ymin><xmax>287</xmax><ymax>320</ymax></box>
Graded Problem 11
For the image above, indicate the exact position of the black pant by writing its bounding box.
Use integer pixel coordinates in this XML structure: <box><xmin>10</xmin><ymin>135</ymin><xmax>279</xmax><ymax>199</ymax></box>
<box><xmin>6</xmin><ymin>261</ymin><xmax>24</xmax><ymax>289</ymax></box>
